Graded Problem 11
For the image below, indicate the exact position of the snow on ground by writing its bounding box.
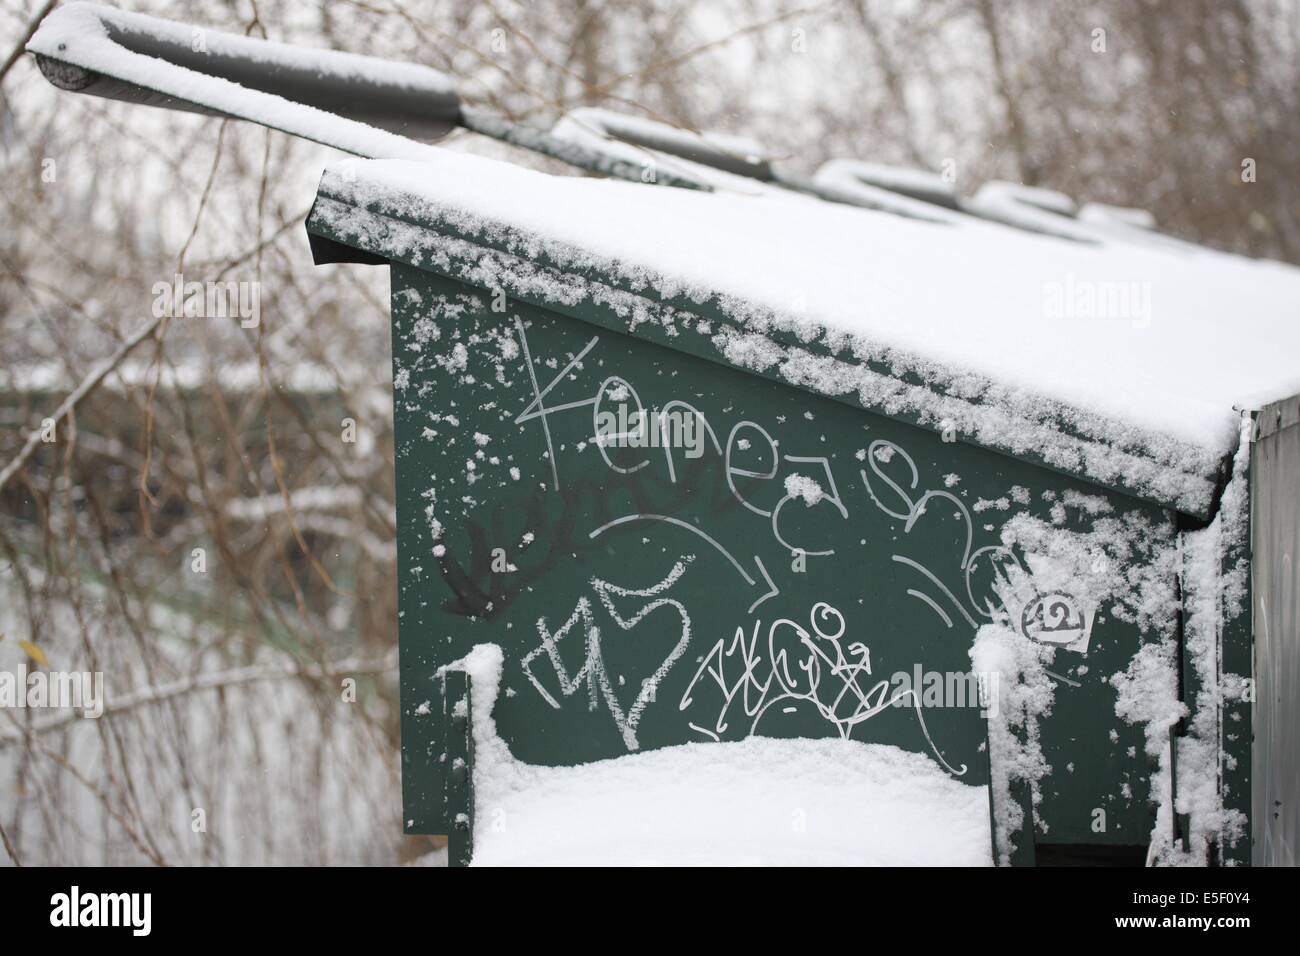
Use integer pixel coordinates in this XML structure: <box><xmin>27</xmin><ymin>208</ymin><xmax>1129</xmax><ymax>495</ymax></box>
<box><xmin>447</xmin><ymin>645</ymin><xmax>992</xmax><ymax>867</ymax></box>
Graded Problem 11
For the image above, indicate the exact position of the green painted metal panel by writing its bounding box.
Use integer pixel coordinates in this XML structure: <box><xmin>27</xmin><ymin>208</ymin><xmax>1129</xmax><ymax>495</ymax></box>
<box><xmin>387</xmin><ymin>262</ymin><xmax>1163</xmax><ymax>856</ymax></box>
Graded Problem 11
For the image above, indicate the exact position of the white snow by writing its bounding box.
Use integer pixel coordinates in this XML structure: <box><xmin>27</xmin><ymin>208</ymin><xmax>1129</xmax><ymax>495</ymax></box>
<box><xmin>309</xmin><ymin>154</ymin><xmax>1300</xmax><ymax>514</ymax></box>
<box><xmin>27</xmin><ymin>2</ymin><xmax>451</xmax><ymax>160</ymax></box>
<box><xmin>783</xmin><ymin>473</ymin><xmax>825</xmax><ymax>506</ymax></box>
<box><xmin>1079</xmin><ymin>203</ymin><xmax>1158</xmax><ymax>231</ymax></box>
<box><xmin>813</xmin><ymin>159</ymin><xmax>962</xmax><ymax>223</ymax></box>
<box><xmin>970</xmin><ymin>624</ymin><xmax>1055</xmax><ymax>864</ymax></box>
<box><xmin>816</xmin><ymin>158</ymin><xmax>958</xmax><ymax>198</ymax></box>
<box><xmin>1112</xmin><ymin>639</ymin><xmax>1185</xmax><ymax>863</ymax></box>
<box><xmin>1130</xmin><ymin>421</ymin><xmax>1251</xmax><ymax>866</ymax></box>
<box><xmin>548</xmin><ymin>107</ymin><xmax>795</xmax><ymax>198</ymax></box>
<box><xmin>444</xmin><ymin>644</ymin><xmax>992</xmax><ymax>867</ymax></box>
<box><xmin>554</xmin><ymin>107</ymin><xmax>768</xmax><ymax>171</ymax></box>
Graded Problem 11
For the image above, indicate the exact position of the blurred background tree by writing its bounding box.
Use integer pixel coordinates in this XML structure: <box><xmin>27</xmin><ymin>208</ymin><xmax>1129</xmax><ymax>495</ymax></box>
<box><xmin>1</xmin><ymin>0</ymin><xmax>1295</xmax><ymax>865</ymax></box>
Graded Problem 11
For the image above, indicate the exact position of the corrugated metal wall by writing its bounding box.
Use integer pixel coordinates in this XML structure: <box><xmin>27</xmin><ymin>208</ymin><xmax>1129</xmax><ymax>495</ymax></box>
<box><xmin>1251</xmin><ymin>395</ymin><xmax>1300</xmax><ymax>866</ymax></box>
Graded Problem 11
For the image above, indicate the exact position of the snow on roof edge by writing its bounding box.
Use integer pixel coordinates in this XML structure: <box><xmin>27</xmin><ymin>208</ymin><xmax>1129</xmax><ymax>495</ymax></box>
<box><xmin>307</xmin><ymin>159</ymin><xmax>1300</xmax><ymax>462</ymax></box>
<box><xmin>306</xmin><ymin>176</ymin><xmax>1225</xmax><ymax>516</ymax></box>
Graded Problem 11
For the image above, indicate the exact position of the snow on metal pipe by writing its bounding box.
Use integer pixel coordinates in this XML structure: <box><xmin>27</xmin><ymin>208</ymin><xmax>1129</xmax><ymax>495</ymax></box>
<box><xmin>27</xmin><ymin>1</ymin><xmax>459</xmax><ymax>158</ymax></box>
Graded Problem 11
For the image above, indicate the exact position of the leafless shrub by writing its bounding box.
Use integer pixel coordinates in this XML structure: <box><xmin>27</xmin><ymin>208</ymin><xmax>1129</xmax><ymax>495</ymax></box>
<box><xmin>1</xmin><ymin>0</ymin><xmax>1294</xmax><ymax>866</ymax></box>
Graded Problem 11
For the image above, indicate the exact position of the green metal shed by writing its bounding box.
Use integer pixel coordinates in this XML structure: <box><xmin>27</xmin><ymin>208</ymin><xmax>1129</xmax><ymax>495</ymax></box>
<box><xmin>302</xmin><ymin>151</ymin><xmax>1299</xmax><ymax>867</ymax></box>
<box><xmin>29</xmin><ymin>1</ymin><xmax>1300</xmax><ymax>867</ymax></box>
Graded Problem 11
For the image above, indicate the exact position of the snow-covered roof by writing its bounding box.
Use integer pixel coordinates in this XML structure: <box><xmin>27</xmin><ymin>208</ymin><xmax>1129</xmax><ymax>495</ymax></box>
<box><xmin>307</xmin><ymin>151</ymin><xmax>1300</xmax><ymax>517</ymax></box>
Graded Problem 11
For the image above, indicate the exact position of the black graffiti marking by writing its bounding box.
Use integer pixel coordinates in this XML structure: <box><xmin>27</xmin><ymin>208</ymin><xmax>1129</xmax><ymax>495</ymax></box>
<box><xmin>1020</xmin><ymin>591</ymin><xmax>1086</xmax><ymax>646</ymax></box>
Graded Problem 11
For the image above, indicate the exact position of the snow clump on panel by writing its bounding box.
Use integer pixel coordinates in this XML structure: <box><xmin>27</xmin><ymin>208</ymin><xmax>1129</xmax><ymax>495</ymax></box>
<box><xmin>441</xmin><ymin>643</ymin><xmax>992</xmax><ymax>866</ymax></box>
